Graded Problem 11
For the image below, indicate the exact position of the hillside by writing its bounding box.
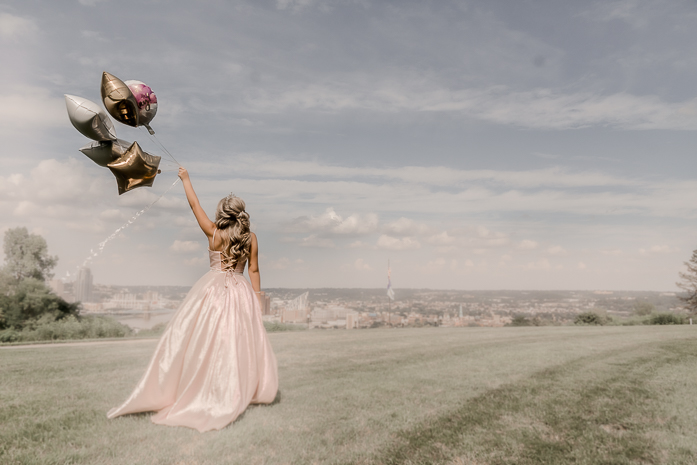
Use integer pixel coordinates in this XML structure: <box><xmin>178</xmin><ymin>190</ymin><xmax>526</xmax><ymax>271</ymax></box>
<box><xmin>1</xmin><ymin>326</ymin><xmax>696</xmax><ymax>464</ymax></box>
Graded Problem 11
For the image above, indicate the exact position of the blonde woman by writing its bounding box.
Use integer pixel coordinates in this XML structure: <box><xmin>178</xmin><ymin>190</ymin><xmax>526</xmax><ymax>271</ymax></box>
<box><xmin>107</xmin><ymin>167</ymin><xmax>278</xmax><ymax>432</ymax></box>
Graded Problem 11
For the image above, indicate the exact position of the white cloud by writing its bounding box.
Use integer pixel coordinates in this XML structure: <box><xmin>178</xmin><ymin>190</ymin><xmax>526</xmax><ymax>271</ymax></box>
<box><xmin>639</xmin><ymin>245</ymin><xmax>677</xmax><ymax>255</ymax></box>
<box><xmin>384</xmin><ymin>217</ymin><xmax>431</xmax><ymax>236</ymax></box>
<box><xmin>80</xmin><ymin>30</ymin><xmax>107</xmax><ymax>41</ymax></box>
<box><xmin>276</xmin><ymin>0</ymin><xmax>318</xmax><ymax>11</ymax></box>
<box><xmin>547</xmin><ymin>245</ymin><xmax>567</xmax><ymax>256</ymax></box>
<box><xmin>518</xmin><ymin>240</ymin><xmax>539</xmax><ymax>250</ymax></box>
<box><xmin>587</xmin><ymin>0</ymin><xmax>649</xmax><ymax>28</ymax></box>
<box><xmin>289</xmin><ymin>207</ymin><xmax>378</xmax><ymax>235</ymax></box>
<box><xmin>0</xmin><ymin>13</ymin><xmax>37</xmax><ymax>39</ymax></box>
<box><xmin>174</xmin><ymin>216</ymin><xmax>196</xmax><ymax>227</ymax></box>
<box><xmin>269</xmin><ymin>257</ymin><xmax>290</xmax><ymax>269</ymax></box>
<box><xmin>184</xmin><ymin>257</ymin><xmax>207</xmax><ymax>266</ymax></box>
<box><xmin>78</xmin><ymin>0</ymin><xmax>108</xmax><ymax>6</ymax></box>
<box><xmin>299</xmin><ymin>234</ymin><xmax>335</xmax><ymax>248</ymax></box>
<box><xmin>170</xmin><ymin>240</ymin><xmax>201</xmax><ymax>253</ymax></box>
<box><xmin>100</xmin><ymin>209</ymin><xmax>124</xmax><ymax>221</ymax></box>
<box><xmin>427</xmin><ymin>231</ymin><xmax>456</xmax><ymax>246</ymax></box>
<box><xmin>209</xmin><ymin>160</ymin><xmax>697</xmax><ymax>224</ymax></box>
<box><xmin>244</xmin><ymin>81</ymin><xmax>697</xmax><ymax>131</ymax></box>
<box><xmin>353</xmin><ymin>258</ymin><xmax>372</xmax><ymax>270</ymax></box>
<box><xmin>215</xmin><ymin>155</ymin><xmax>645</xmax><ymax>190</ymax></box>
<box><xmin>425</xmin><ymin>258</ymin><xmax>447</xmax><ymax>274</ymax></box>
<box><xmin>578</xmin><ymin>262</ymin><xmax>587</xmax><ymax>270</ymax></box>
<box><xmin>0</xmin><ymin>159</ymin><xmax>107</xmax><ymax>212</ymax></box>
<box><xmin>376</xmin><ymin>235</ymin><xmax>421</xmax><ymax>250</ymax></box>
<box><xmin>0</xmin><ymin>87</ymin><xmax>66</xmax><ymax>129</ymax></box>
<box><xmin>526</xmin><ymin>258</ymin><xmax>552</xmax><ymax>270</ymax></box>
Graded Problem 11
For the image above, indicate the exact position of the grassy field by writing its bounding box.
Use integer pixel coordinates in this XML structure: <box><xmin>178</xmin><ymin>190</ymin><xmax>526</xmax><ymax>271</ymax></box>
<box><xmin>1</xmin><ymin>326</ymin><xmax>696</xmax><ymax>464</ymax></box>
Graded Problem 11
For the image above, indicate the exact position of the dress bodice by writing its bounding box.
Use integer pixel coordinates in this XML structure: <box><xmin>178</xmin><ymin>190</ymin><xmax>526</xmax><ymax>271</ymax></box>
<box><xmin>208</xmin><ymin>249</ymin><xmax>246</xmax><ymax>273</ymax></box>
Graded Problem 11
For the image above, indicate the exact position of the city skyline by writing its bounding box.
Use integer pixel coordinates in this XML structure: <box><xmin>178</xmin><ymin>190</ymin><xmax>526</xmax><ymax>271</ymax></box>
<box><xmin>2</xmin><ymin>1</ymin><xmax>697</xmax><ymax>290</ymax></box>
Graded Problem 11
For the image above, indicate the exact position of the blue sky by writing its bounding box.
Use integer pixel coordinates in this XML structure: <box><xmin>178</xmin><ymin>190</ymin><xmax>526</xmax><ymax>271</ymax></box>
<box><xmin>2</xmin><ymin>0</ymin><xmax>697</xmax><ymax>290</ymax></box>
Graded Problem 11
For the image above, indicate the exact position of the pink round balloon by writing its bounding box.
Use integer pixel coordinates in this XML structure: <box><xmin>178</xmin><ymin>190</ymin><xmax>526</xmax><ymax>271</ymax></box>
<box><xmin>124</xmin><ymin>80</ymin><xmax>158</xmax><ymax>127</ymax></box>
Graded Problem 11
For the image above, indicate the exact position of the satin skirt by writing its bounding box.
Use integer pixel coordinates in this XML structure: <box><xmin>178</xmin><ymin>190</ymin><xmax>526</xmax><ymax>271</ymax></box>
<box><xmin>107</xmin><ymin>270</ymin><xmax>278</xmax><ymax>432</ymax></box>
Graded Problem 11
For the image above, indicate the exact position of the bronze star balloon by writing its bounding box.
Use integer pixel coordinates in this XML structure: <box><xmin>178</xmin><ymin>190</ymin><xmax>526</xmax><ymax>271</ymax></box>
<box><xmin>101</xmin><ymin>71</ymin><xmax>140</xmax><ymax>128</ymax></box>
<box><xmin>107</xmin><ymin>141</ymin><xmax>161</xmax><ymax>195</ymax></box>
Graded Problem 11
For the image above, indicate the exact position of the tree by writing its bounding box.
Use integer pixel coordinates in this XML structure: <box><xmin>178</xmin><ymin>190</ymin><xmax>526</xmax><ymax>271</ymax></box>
<box><xmin>633</xmin><ymin>300</ymin><xmax>655</xmax><ymax>316</ymax></box>
<box><xmin>676</xmin><ymin>249</ymin><xmax>697</xmax><ymax>312</ymax></box>
<box><xmin>2</xmin><ymin>227</ymin><xmax>58</xmax><ymax>282</ymax></box>
<box><xmin>646</xmin><ymin>313</ymin><xmax>684</xmax><ymax>325</ymax></box>
<box><xmin>510</xmin><ymin>315</ymin><xmax>532</xmax><ymax>326</ymax></box>
<box><xmin>0</xmin><ymin>278</ymin><xmax>79</xmax><ymax>329</ymax></box>
<box><xmin>574</xmin><ymin>311</ymin><xmax>608</xmax><ymax>325</ymax></box>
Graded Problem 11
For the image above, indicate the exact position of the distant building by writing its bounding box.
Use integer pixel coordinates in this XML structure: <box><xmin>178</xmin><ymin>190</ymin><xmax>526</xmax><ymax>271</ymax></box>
<box><xmin>75</xmin><ymin>267</ymin><xmax>93</xmax><ymax>303</ymax></box>
<box><xmin>280</xmin><ymin>292</ymin><xmax>310</xmax><ymax>323</ymax></box>
<box><xmin>346</xmin><ymin>312</ymin><xmax>357</xmax><ymax>329</ymax></box>
<box><xmin>311</xmin><ymin>305</ymin><xmax>351</xmax><ymax>323</ymax></box>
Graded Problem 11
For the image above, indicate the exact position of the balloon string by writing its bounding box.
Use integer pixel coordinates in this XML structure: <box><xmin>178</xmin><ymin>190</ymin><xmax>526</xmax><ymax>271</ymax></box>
<box><xmin>142</xmin><ymin>127</ymin><xmax>182</xmax><ymax>167</ymax></box>
<box><xmin>77</xmin><ymin>177</ymin><xmax>181</xmax><ymax>271</ymax></box>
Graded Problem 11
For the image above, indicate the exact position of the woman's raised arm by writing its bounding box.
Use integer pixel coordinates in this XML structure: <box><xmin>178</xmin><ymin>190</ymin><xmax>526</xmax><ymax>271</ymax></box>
<box><xmin>178</xmin><ymin>167</ymin><xmax>216</xmax><ymax>238</ymax></box>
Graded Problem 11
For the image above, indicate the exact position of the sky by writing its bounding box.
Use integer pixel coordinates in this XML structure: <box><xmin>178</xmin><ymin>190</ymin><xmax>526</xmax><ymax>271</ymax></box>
<box><xmin>2</xmin><ymin>0</ymin><xmax>697</xmax><ymax>290</ymax></box>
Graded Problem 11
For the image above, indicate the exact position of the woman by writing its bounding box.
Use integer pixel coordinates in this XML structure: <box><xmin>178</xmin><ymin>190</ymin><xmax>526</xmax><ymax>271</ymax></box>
<box><xmin>107</xmin><ymin>167</ymin><xmax>278</xmax><ymax>432</ymax></box>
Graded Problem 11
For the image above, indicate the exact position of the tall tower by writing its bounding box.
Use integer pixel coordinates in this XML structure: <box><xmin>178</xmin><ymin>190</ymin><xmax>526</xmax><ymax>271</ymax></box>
<box><xmin>75</xmin><ymin>267</ymin><xmax>93</xmax><ymax>303</ymax></box>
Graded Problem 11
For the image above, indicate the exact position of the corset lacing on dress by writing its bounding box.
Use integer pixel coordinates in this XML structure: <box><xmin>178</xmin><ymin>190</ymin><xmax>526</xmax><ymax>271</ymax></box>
<box><xmin>209</xmin><ymin>249</ymin><xmax>246</xmax><ymax>287</ymax></box>
<box><xmin>208</xmin><ymin>228</ymin><xmax>246</xmax><ymax>287</ymax></box>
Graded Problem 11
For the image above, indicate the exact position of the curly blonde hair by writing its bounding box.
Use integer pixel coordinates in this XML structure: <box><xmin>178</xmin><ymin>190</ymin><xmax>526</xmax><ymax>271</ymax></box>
<box><xmin>215</xmin><ymin>195</ymin><xmax>251</xmax><ymax>270</ymax></box>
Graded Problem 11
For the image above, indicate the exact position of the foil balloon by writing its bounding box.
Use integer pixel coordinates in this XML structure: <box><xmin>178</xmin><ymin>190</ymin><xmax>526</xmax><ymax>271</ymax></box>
<box><xmin>64</xmin><ymin>95</ymin><xmax>117</xmax><ymax>141</ymax></box>
<box><xmin>101</xmin><ymin>71</ymin><xmax>140</xmax><ymax>128</ymax></box>
<box><xmin>107</xmin><ymin>141</ymin><xmax>162</xmax><ymax>195</ymax></box>
<box><xmin>125</xmin><ymin>80</ymin><xmax>157</xmax><ymax>135</ymax></box>
<box><xmin>79</xmin><ymin>139</ymin><xmax>140</xmax><ymax>167</ymax></box>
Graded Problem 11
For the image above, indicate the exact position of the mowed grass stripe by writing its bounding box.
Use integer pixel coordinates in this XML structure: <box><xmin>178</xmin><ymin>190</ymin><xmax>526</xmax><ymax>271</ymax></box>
<box><xmin>370</xmin><ymin>338</ymin><xmax>697</xmax><ymax>465</ymax></box>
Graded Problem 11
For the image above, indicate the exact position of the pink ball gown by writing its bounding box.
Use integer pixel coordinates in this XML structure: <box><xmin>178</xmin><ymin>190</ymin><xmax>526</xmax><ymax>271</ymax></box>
<box><xmin>107</xmin><ymin>247</ymin><xmax>279</xmax><ymax>432</ymax></box>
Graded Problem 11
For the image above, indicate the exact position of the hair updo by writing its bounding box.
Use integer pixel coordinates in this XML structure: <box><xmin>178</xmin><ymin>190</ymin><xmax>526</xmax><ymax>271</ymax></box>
<box><xmin>215</xmin><ymin>195</ymin><xmax>251</xmax><ymax>270</ymax></box>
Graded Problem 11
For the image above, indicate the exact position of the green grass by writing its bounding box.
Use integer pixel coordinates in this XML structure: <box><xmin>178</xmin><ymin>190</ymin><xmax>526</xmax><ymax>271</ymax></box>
<box><xmin>1</xmin><ymin>326</ymin><xmax>696</xmax><ymax>464</ymax></box>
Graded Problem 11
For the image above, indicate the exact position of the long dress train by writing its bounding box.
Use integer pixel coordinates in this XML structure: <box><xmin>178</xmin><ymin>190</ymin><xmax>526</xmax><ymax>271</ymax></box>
<box><xmin>107</xmin><ymin>248</ymin><xmax>278</xmax><ymax>432</ymax></box>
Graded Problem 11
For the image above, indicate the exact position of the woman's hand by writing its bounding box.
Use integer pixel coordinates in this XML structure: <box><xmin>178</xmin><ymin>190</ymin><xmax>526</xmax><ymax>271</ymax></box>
<box><xmin>178</xmin><ymin>167</ymin><xmax>190</xmax><ymax>182</ymax></box>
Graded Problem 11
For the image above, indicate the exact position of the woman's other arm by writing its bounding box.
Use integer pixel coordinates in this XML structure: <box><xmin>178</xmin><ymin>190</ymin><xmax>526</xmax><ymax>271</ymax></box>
<box><xmin>248</xmin><ymin>232</ymin><xmax>262</xmax><ymax>305</ymax></box>
<box><xmin>178</xmin><ymin>167</ymin><xmax>215</xmax><ymax>239</ymax></box>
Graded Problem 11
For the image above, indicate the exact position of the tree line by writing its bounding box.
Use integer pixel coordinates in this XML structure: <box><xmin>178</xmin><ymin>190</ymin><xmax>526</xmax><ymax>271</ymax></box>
<box><xmin>0</xmin><ymin>227</ymin><xmax>78</xmax><ymax>330</ymax></box>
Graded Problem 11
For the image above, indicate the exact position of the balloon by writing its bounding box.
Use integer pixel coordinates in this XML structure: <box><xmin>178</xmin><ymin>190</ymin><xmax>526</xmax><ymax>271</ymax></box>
<box><xmin>101</xmin><ymin>71</ymin><xmax>140</xmax><ymax>129</ymax></box>
<box><xmin>106</xmin><ymin>141</ymin><xmax>162</xmax><ymax>195</ymax></box>
<box><xmin>124</xmin><ymin>80</ymin><xmax>157</xmax><ymax>135</ymax></box>
<box><xmin>64</xmin><ymin>95</ymin><xmax>117</xmax><ymax>141</ymax></box>
<box><xmin>79</xmin><ymin>139</ymin><xmax>144</xmax><ymax>168</ymax></box>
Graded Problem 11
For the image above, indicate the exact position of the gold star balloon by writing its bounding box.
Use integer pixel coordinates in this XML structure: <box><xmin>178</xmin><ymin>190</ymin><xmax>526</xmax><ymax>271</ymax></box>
<box><xmin>107</xmin><ymin>141</ymin><xmax>161</xmax><ymax>195</ymax></box>
<box><xmin>101</xmin><ymin>71</ymin><xmax>140</xmax><ymax>128</ymax></box>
